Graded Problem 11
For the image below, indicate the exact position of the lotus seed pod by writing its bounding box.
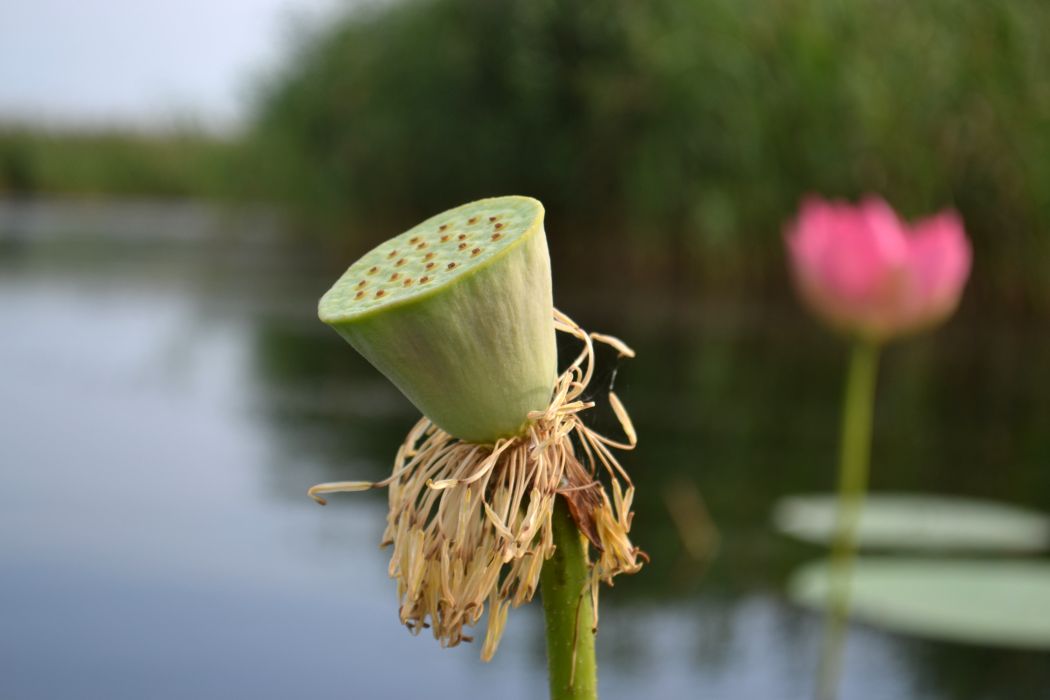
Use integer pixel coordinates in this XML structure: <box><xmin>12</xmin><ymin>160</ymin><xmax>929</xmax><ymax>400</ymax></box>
<box><xmin>319</xmin><ymin>196</ymin><xmax>556</xmax><ymax>443</ymax></box>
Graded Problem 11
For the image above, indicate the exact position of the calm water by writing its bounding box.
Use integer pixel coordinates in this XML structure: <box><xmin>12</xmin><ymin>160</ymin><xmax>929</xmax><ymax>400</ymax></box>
<box><xmin>1</xmin><ymin>199</ymin><xmax>1048</xmax><ymax>699</ymax></box>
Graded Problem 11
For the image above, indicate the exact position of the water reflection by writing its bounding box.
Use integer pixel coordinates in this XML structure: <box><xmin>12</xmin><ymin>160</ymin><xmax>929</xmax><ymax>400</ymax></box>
<box><xmin>1</xmin><ymin>199</ymin><xmax>1048</xmax><ymax>699</ymax></box>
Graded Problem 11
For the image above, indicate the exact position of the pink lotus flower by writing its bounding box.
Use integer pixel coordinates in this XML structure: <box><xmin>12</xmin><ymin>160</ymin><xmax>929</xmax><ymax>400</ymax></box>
<box><xmin>786</xmin><ymin>196</ymin><xmax>971</xmax><ymax>341</ymax></box>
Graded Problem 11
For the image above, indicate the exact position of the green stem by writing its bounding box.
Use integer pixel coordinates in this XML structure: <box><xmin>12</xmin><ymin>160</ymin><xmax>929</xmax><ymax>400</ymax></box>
<box><xmin>540</xmin><ymin>498</ymin><xmax>598</xmax><ymax>700</ymax></box>
<box><xmin>816</xmin><ymin>340</ymin><xmax>880</xmax><ymax>700</ymax></box>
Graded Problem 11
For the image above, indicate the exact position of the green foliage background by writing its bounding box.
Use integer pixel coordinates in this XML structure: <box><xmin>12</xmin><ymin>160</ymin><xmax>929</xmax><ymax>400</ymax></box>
<box><xmin>2</xmin><ymin>0</ymin><xmax>1047</xmax><ymax>306</ymax></box>
<box><xmin>0</xmin><ymin>128</ymin><xmax>239</xmax><ymax>199</ymax></box>
<box><xmin>246</xmin><ymin>0</ymin><xmax>1050</xmax><ymax>304</ymax></box>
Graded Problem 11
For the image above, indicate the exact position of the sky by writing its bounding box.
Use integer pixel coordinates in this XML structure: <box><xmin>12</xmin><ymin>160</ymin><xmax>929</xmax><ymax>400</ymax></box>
<box><xmin>0</xmin><ymin>0</ymin><xmax>341</xmax><ymax>131</ymax></box>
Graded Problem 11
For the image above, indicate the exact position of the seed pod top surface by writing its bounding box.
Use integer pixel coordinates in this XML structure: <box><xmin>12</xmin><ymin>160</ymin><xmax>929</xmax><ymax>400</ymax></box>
<box><xmin>319</xmin><ymin>196</ymin><xmax>557</xmax><ymax>443</ymax></box>
<box><xmin>319</xmin><ymin>197</ymin><xmax>543</xmax><ymax>322</ymax></box>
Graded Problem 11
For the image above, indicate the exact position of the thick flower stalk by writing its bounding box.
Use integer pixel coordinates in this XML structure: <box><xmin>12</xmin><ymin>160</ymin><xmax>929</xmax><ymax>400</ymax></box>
<box><xmin>311</xmin><ymin>196</ymin><xmax>644</xmax><ymax>686</ymax></box>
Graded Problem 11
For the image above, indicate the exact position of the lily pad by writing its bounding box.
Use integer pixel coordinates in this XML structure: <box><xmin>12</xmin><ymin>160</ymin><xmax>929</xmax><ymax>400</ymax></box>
<box><xmin>773</xmin><ymin>494</ymin><xmax>1050</xmax><ymax>553</ymax></box>
<box><xmin>789</xmin><ymin>558</ymin><xmax>1050</xmax><ymax>649</ymax></box>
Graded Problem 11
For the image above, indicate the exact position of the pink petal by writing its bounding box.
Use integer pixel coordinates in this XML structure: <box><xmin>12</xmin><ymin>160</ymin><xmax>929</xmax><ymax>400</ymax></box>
<box><xmin>907</xmin><ymin>210</ymin><xmax>972</xmax><ymax>319</ymax></box>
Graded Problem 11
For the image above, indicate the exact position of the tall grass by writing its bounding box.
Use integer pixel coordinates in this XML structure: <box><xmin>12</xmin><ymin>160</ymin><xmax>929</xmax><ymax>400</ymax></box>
<box><xmin>0</xmin><ymin>128</ymin><xmax>241</xmax><ymax>199</ymax></box>
<box><xmin>247</xmin><ymin>0</ymin><xmax>1050</xmax><ymax>307</ymax></box>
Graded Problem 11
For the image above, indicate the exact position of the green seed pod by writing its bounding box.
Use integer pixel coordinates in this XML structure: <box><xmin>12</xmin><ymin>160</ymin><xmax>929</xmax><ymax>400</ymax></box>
<box><xmin>319</xmin><ymin>196</ymin><xmax>556</xmax><ymax>443</ymax></box>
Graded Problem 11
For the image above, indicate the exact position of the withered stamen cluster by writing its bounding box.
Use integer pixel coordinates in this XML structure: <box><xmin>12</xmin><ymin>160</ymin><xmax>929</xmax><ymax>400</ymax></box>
<box><xmin>308</xmin><ymin>310</ymin><xmax>645</xmax><ymax>660</ymax></box>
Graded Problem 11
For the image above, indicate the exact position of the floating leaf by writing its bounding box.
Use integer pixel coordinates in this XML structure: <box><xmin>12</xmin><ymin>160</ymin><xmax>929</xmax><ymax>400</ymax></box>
<box><xmin>773</xmin><ymin>494</ymin><xmax>1050</xmax><ymax>553</ymax></box>
<box><xmin>789</xmin><ymin>558</ymin><xmax>1050</xmax><ymax>649</ymax></box>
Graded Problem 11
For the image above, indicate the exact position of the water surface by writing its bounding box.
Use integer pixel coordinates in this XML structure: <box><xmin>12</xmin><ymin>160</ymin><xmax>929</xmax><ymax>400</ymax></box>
<box><xmin>1</xmin><ymin>198</ymin><xmax>1047</xmax><ymax>699</ymax></box>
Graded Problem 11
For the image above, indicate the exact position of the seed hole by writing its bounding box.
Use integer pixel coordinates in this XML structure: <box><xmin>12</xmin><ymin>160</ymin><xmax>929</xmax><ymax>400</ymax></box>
<box><xmin>395</xmin><ymin>258</ymin><xmax>406</xmax><ymax>267</ymax></box>
<box><xmin>488</xmin><ymin>216</ymin><xmax>497</xmax><ymax>222</ymax></box>
<box><xmin>390</xmin><ymin>272</ymin><xmax>401</xmax><ymax>281</ymax></box>
<box><xmin>355</xmin><ymin>290</ymin><xmax>365</xmax><ymax>299</ymax></box>
<box><xmin>425</xmin><ymin>262</ymin><xmax>436</xmax><ymax>270</ymax></box>
<box><xmin>439</xmin><ymin>224</ymin><xmax>448</xmax><ymax>232</ymax></box>
<box><xmin>457</xmin><ymin>233</ymin><xmax>467</xmax><ymax>241</ymax></box>
<box><xmin>387</xmin><ymin>250</ymin><xmax>397</xmax><ymax>259</ymax></box>
<box><xmin>440</xmin><ymin>234</ymin><xmax>450</xmax><ymax>243</ymax></box>
<box><xmin>494</xmin><ymin>222</ymin><xmax>504</xmax><ymax>230</ymax></box>
<box><xmin>467</xmin><ymin>217</ymin><xmax>478</xmax><ymax>225</ymax></box>
<box><xmin>420</xmin><ymin>276</ymin><xmax>430</xmax><ymax>283</ymax></box>
<box><xmin>424</xmin><ymin>252</ymin><xmax>435</xmax><ymax>260</ymax></box>
<box><xmin>491</xmin><ymin>233</ymin><xmax>502</xmax><ymax>241</ymax></box>
<box><xmin>416</xmin><ymin>242</ymin><xmax>427</xmax><ymax>250</ymax></box>
<box><xmin>368</xmin><ymin>266</ymin><xmax>379</xmax><ymax>275</ymax></box>
<box><xmin>458</xmin><ymin>242</ymin><xmax>468</xmax><ymax>250</ymax></box>
<box><xmin>356</xmin><ymin>280</ymin><xmax>367</xmax><ymax>289</ymax></box>
<box><xmin>403</xmin><ymin>278</ymin><xmax>413</xmax><ymax>287</ymax></box>
<box><xmin>447</xmin><ymin>262</ymin><xmax>457</xmax><ymax>271</ymax></box>
<box><xmin>471</xmin><ymin>247</ymin><xmax>481</xmax><ymax>257</ymax></box>
<box><xmin>375</xmin><ymin>290</ymin><xmax>386</xmax><ymax>298</ymax></box>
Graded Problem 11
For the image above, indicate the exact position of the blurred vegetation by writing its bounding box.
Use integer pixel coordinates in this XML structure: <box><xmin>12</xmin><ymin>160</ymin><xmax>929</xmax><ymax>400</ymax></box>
<box><xmin>4</xmin><ymin>0</ymin><xmax>1049</xmax><ymax>307</ymax></box>
<box><xmin>0</xmin><ymin>127</ymin><xmax>241</xmax><ymax>199</ymax></box>
<box><xmin>247</xmin><ymin>0</ymin><xmax>1050</xmax><ymax>306</ymax></box>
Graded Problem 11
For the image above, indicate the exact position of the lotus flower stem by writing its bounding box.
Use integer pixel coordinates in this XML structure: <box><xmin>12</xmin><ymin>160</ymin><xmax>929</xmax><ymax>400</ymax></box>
<box><xmin>817</xmin><ymin>339</ymin><xmax>880</xmax><ymax>700</ymax></box>
<box><xmin>313</xmin><ymin>198</ymin><xmax>645</xmax><ymax>700</ymax></box>
<box><xmin>541</xmin><ymin>498</ymin><xmax>598</xmax><ymax>700</ymax></box>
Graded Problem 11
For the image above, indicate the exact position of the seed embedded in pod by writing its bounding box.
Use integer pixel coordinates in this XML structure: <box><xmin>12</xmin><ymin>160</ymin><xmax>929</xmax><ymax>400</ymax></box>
<box><xmin>396</xmin><ymin>258</ymin><xmax>406</xmax><ymax>267</ymax></box>
<box><xmin>420</xmin><ymin>275</ymin><xmax>430</xmax><ymax>283</ymax></box>
<box><xmin>471</xmin><ymin>248</ymin><xmax>482</xmax><ymax>257</ymax></box>
<box><xmin>417</xmin><ymin>242</ymin><xmax>427</xmax><ymax>250</ymax></box>
<box><xmin>458</xmin><ymin>243</ymin><xmax>468</xmax><ymax>251</ymax></box>
<box><xmin>468</xmin><ymin>217</ymin><xmax>478</xmax><ymax>225</ymax></box>
<box><xmin>495</xmin><ymin>222</ymin><xmax>504</xmax><ymax>230</ymax></box>
<box><xmin>447</xmin><ymin>262</ymin><xmax>457</xmax><ymax>271</ymax></box>
<box><xmin>426</xmin><ymin>262</ymin><xmax>436</xmax><ymax>270</ymax></box>
<box><xmin>369</xmin><ymin>266</ymin><xmax>379</xmax><ymax>275</ymax></box>
<box><xmin>390</xmin><ymin>272</ymin><xmax>401</xmax><ymax>281</ymax></box>
<box><xmin>375</xmin><ymin>289</ymin><xmax>386</xmax><ymax>298</ymax></box>
<box><xmin>387</xmin><ymin>250</ymin><xmax>398</xmax><ymax>259</ymax></box>
<box><xmin>491</xmin><ymin>233</ymin><xmax>502</xmax><ymax>241</ymax></box>
<box><xmin>403</xmin><ymin>278</ymin><xmax>413</xmax><ymax>286</ymax></box>
<box><xmin>458</xmin><ymin>233</ymin><xmax>467</xmax><ymax>241</ymax></box>
<box><xmin>440</xmin><ymin>234</ymin><xmax>451</xmax><ymax>243</ymax></box>
<box><xmin>424</xmin><ymin>252</ymin><xmax>435</xmax><ymax>261</ymax></box>
<box><xmin>356</xmin><ymin>280</ymin><xmax>367</xmax><ymax>289</ymax></box>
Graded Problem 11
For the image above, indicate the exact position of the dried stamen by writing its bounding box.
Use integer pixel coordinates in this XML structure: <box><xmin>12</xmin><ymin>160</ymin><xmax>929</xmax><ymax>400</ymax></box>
<box><xmin>309</xmin><ymin>311</ymin><xmax>643</xmax><ymax>661</ymax></box>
